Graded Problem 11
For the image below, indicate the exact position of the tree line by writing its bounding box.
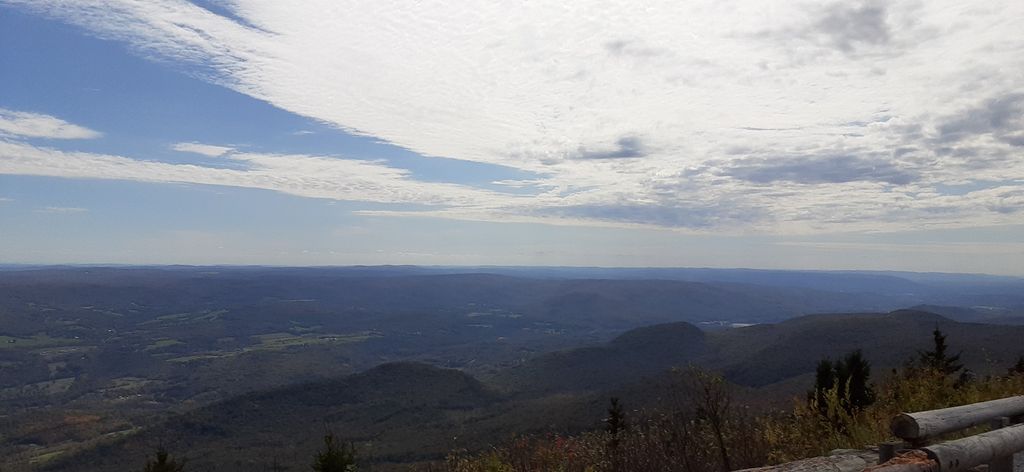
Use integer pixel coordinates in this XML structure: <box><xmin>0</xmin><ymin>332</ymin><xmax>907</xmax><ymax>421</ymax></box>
<box><xmin>138</xmin><ymin>328</ymin><xmax>1024</xmax><ymax>471</ymax></box>
<box><xmin>429</xmin><ymin>328</ymin><xmax>1024</xmax><ymax>472</ymax></box>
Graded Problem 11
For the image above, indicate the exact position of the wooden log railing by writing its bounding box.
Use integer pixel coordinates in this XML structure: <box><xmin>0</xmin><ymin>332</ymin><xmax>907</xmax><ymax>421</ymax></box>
<box><xmin>891</xmin><ymin>395</ymin><xmax>1024</xmax><ymax>441</ymax></box>
<box><xmin>921</xmin><ymin>422</ymin><xmax>1024</xmax><ymax>472</ymax></box>
<box><xmin>889</xmin><ymin>395</ymin><xmax>1024</xmax><ymax>472</ymax></box>
<box><xmin>737</xmin><ymin>396</ymin><xmax>1024</xmax><ymax>472</ymax></box>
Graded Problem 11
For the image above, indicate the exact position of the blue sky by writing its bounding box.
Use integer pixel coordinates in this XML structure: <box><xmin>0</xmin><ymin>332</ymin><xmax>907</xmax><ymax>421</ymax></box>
<box><xmin>1</xmin><ymin>1</ymin><xmax>1022</xmax><ymax>274</ymax></box>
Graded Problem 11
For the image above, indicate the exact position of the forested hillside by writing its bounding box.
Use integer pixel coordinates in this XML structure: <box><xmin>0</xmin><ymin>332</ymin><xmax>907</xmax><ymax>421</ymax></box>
<box><xmin>21</xmin><ymin>308</ymin><xmax>1024</xmax><ymax>471</ymax></box>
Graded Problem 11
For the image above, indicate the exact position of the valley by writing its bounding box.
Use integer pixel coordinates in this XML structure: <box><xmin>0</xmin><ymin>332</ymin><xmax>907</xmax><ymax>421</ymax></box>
<box><xmin>1</xmin><ymin>266</ymin><xmax>1023</xmax><ymax>470</ymax></box>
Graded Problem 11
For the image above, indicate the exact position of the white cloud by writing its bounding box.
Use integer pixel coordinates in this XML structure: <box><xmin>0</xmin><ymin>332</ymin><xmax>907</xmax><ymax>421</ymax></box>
<box><xmin>0</xmin><ymin>140</ymin><xmax>516</xmax><ymax>208</ymax></box>
<box><xmin>0</xmin><ymin>197</ymin><xmax>13</xmax><ymax>203</ymax></box>
<box><xmin>172</xmin><ymin>142</ymin><xmax>234</xmax><ymax>157</ymax></box>
<box><xmin>0</xmin><ymin>108</ymin><xmax>101</xmax><ymax>140</ymax></box>
<box><xmin>5</xmin><ymin>1</ymin><xmax>1024</xmax><ymax>233</ymax></box>
<box><xmin>4</xmin><ymin>138</ymin><xmax>1022</xmax><ymax>234</ymax></box>
<box><xmin>36</xmin><ymin>206</ymin><xmax>89</xmax><ymax>214</ymax></box>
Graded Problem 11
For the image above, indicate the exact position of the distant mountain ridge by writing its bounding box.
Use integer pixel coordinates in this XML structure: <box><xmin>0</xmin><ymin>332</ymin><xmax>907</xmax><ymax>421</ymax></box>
<box><xmin>47</xmin><ymin>309</ymin><xmax>1024</xmax><ymax>471</ymax></box>
<box><xmin>4</xmin><ymin>266</ymin><xmax>1023</xmax><ymax>471</ymax></box>
<box><xmin>492</xmin><ymin>321</ymin><xmax>707</xmax><ymax>395</ymax></box>
<box><xmin>496</xmin><ymin>309</ymin><xmax>1024</xmax><ymax>394</ymax></box>
<box><xmin>7</xmin><ymin>266</ymin><xmax>1022</xmax><ymax>332</ymax></box>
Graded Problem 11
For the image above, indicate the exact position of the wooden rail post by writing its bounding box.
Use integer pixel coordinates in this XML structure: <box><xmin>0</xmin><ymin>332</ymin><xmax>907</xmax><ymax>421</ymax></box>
<box><xmin>988</xmin><ymin>416</ymin><xmax>1014</xmax><ymax>472</ymax></box>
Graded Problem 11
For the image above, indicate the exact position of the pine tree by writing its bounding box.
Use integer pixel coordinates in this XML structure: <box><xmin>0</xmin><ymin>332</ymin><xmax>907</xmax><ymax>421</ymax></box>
<box><xmin>604</xmin><ymin>397</ymin><xmax>627</xmax><ymax>449</ymax></box>
<box><xmin>918</xmin><ymin>327</ymin><xmax>963</xmax><ymax>375</ymax></box>
<box><xmin>809</xmin><ymin>351</ymin><xmax>874</xmax><ymax>418</ymax></box>
<box><xmin>311</xmin><ymin>431</ymin><xmax>356</xmax><ymax>472</ymax></box>
<box><xmin>143</xmin><ymin>448</ymin><xmax>185</xmax><ymax>472</ymax></box>
<box><xmin>810</xmin><ymin>359</ymin><xmax>835</xmax><ymax>415</ymax></box>
<box><xmin>841</xmin><ymin>350</ymin><xmax>875</xmax><ymax>411</ymax></box>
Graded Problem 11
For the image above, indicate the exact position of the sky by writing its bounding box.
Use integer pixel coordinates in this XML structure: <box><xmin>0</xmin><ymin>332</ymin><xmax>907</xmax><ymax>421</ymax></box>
<box><xmin>0</xmin><ymin>1</ymin><xmax>1022</xmax><ymax>275</ymax></box>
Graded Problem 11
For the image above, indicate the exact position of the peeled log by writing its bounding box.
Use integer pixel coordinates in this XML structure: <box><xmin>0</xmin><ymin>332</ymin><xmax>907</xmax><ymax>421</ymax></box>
<box><xmin>922</xmin><ymin>422</ymin><xmax>1024</xmax><ymax>472</ymax></box>
<box><xmin>891</xmin><ymin>395</ymin><xmax>1024</xmax><ymax>440</ymax></box>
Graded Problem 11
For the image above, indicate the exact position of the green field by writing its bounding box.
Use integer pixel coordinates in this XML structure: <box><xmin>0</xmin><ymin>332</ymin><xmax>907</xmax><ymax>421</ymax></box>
<box><xmin>143</xmin><ymin>339</ymin><xmax>184</xmax><ymax>351</ymax></box>
<box><xmin>0</xmin><ymin>377</ymin><xmax>76</xmax><ymax>400</ymax></box>
<box><xmin>165</xmin><ymin>332</ymin><xmax>377</xmax><ymax>363</ymax></box>
<box><xmin>0</xmin><ymin>334</ymin><xmax>81</xmax><ymax>350</ymax></box>
<box><xmin>249</xmin><ymin>332</ymin><xmax>374</xmax><ymax>351</ymax></box>
<box><xmin>140</xmin><ymin>309</ymin><xmax>228</xmax><ymax>325</ymax></box>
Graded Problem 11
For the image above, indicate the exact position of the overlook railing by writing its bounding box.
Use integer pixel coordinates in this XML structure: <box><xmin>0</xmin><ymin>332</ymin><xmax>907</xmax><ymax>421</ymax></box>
<box><xmin>882</xmin><ymin>395</ymin><xmax>1024</xmax><ymax>472</ymax></box>
<box><xmin>737</xmin><ymin>395</ymin><xmax>1024</xmax><ymax>472</ymax></box>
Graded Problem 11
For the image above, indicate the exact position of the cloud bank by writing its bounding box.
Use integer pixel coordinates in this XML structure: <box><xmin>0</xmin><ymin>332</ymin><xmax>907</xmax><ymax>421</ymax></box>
<box><xmin>2</xmin><ymin>0</ymin><xmax>1023</xmax><ymax>233</ymax></box>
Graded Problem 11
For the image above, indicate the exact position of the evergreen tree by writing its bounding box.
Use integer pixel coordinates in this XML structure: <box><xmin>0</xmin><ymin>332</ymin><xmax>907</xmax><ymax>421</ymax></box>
<box><xmin>834</xmin><ymin>356</ymin><xmax>851</xmax><ymax>403</ymax></box>
<box><xmin>312</xmin><ymin>431</ymin><xmax>356</xmax><ymax>472</ymax></box>
<box><xmin>918</xmin><ymin>327</ymin><xmax>963</xmax><ymax>375</ymax></box>
<box><xmin>604</xmin><ymin>397</ymin><xmax>627</xmax><ymax>449</ymax></box>
<box><xmin>143</xmin><ymin>448</ymin><xmax>185</xmax><ymax>472</ymax></box>
<box><xmin>810</xmin><ymin>359</ymin><xmax>835</xmax><ymax>415</ymax></box>
<box><xmin>809</xmin><ymin>350</ymin><xmax>875</xmax><ymax>417</ymax></box>
<box><xmin>841</xmin><ymin>350</ymin><xmax>875</xmax><ymax>411</ymax></box>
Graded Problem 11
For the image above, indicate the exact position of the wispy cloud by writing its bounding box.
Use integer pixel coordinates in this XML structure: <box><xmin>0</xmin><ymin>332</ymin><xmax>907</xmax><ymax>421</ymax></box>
<box><xmin>5</xmin><ymin>1</ymin><xmax>1024</xmax><ymax>234</ymax></box>
<box><xmin>36</xmin><ymin>206</ymin><xmax>89</xmax><ymax>214</ymax></box>
<box><xmin>0</xmin><ymin>108</ymin><xmax>101</xmax><ymax>140</ymax></box>
<box><xmin>172</xmin><ymin>142</ymin><xmax>234</xmax><ymax>157</ymax></box>
<box><xmin>0</xmin><ymin>140</ymin><xmax>514</xmax><ymax>208</ymax></box>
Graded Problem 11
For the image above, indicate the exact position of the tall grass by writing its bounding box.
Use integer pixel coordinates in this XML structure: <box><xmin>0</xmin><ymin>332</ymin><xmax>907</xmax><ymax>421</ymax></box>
<box><xmin>765</xmin><ymin>367</ymin><xmax>1024</xmax><ymax>462</ymax></box>
<box><xmin>423</xmin><ymin>368</ymin><xmax>1024</xmax><ymax>472</ymax></box>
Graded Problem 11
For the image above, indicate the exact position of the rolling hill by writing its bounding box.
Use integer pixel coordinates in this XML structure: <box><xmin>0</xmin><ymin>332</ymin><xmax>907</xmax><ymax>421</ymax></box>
<box><xmin>500</xmin><ymin>309</ymin><xmax>1024</xmax><ymax>393</ymax></box>
<box><xmin>4</xmin><ymin>266</ymin><xmax>1024</xmax><ymax>471</ymax></box>
<box><xmin>44</xmin><ymin>362</ymin><xmax>497</xmax><ymax>471</ymax></box>
<box><xmin>34</xmin><ymin>309</ymin><xmax>1024</xmax><ymax>471</ymax></box>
